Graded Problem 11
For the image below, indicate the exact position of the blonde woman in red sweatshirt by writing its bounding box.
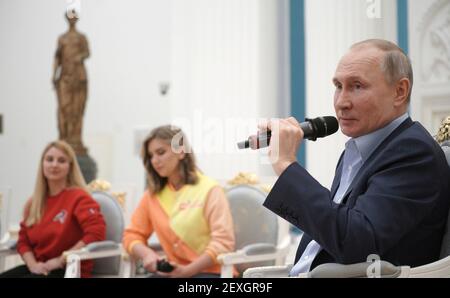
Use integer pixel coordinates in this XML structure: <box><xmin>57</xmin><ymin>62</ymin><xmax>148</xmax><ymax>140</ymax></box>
<box><xmin>0</xmin><ymin>140</ymin><xmax>106</xmax><ymax>278</ymax></box>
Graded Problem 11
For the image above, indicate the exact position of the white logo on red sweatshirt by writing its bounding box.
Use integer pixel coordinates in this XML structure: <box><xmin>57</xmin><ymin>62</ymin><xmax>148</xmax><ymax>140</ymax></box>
<box><xmin>53</xmin><ymin>209</ymin><xmax>68</xmax><ymax>224</ymax></box>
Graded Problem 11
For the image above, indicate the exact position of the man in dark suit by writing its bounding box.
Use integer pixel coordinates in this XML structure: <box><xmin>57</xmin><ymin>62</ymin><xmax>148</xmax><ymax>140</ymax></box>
<box><xmin>261</xmin><ymin>39</ymin><xmax>450</xmax><ymax>276</ymax></box>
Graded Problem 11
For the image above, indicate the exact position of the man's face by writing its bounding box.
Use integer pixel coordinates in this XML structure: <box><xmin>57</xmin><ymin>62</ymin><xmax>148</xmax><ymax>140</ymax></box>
<box><xmin>333</xmin><ymin>46</ymin><xmax>400</xmax><ymax>138</ymax></box>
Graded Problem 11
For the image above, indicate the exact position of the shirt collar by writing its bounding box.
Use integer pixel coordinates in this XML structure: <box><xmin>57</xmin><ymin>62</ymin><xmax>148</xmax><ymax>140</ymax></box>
<box><xmin>351</xmin><ymin>113</ymin><xmax>409</xmax><ymax>162</ymax></box>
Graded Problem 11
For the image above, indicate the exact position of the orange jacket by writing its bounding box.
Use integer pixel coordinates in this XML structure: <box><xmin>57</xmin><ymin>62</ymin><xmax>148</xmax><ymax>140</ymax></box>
<box><xmin>123</xmin><ymin>182</ymin><xmax>235</xmax><ymax>275</ymax></box>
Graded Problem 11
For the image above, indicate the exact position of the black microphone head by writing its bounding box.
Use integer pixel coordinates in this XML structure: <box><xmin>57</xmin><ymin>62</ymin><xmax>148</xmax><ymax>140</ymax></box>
<box><xmin>309</xmin><ymin>116</ymin><xmax>339</xmax><ymax>139</ymax></box>
<box><xmin>237</xmin><ymin>140</ymin><xmax>249</xmax><ymax>149</ymax></box>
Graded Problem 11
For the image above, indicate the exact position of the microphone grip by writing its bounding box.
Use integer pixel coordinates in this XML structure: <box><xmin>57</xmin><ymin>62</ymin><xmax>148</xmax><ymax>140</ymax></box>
<box><xmin>256</xmin><ymin>120</ymin><xmax>315</xmax><ymax>148</ymax></box>
<box><xmin>300</xmin><ymin>120</ymin><xmax>316</xmax><ymax>140</ymax></box>
<box><xmin>244</xmin><ymin>131</ymin><xmax>271</xmax><ymax>150</ymax></box>
<box><xmin>236</xmin><ymin>116</ymin><xmax>338</xmax><ymax>150</ymax></box>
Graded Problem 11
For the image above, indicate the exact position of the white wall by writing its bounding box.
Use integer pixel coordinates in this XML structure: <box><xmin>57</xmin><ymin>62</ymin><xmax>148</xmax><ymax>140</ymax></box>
<box><xmin>2</xmin><ymin>0</ymin><xmax>435</xmax><ymax>227</ymax></box>
<box><xmin>304</xmin><ymin>0</ymin><xmax>398</xmax><ymax>188</ymax></box>
<box><xmin>0</xmin><ymin>0</ymin><xmax>172</xmax><ymax>224</ymax></box>
<box><xmin>408</xmin><ymin>0</ymin><xmax>450</xmax><ymax>134</ymax></box>
<box><xmin>169</xmin><ymin>0</ymin><xmax>290</xmax><ymax>184</ymax></box>
<box><xmin>0</xmin><ymin>0</ymin><xmax>289</xmax><ymax>225</ymax></box>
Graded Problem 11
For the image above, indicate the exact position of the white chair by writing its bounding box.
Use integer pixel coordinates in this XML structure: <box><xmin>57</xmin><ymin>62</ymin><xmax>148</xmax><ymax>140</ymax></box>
<box><xmin>0</xmin><ymin>187</ymin><xmax>11</xmax><ymax>241</ymax></box>
<box><xmin>217</xmin><ymin>184</ymin><xmax>291</xmax><ymax>278</ymax></box>
<box><xmin>0</xmin><ymin>190</ymin><xmax>131</xmax><ymax>277</ymax></box>
<box><xmin>244</xmin><ymin>141</ymin><xmax>450</xmax><ymax>278</ymax></box>
<box><xmin>0</xmin><ymin>186</ymin><xmax>19</xmax><ymax>273</ymax></box>
<box><xmin>64</xmin><ymin>191</ymin><xmax>132</xmax><ymax>278</ymax></box>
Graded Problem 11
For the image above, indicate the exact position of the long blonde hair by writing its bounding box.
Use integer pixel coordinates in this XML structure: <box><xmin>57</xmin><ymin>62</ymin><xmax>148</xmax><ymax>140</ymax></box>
<box><xmin>141</xmin><ymin>125</ymin><xmax>198</xmax><ymax>194</ymax></box>
<box><xmin>25</xmin><ymin>140</ymin><xmax>88</xmax><ymax>226</ymax></box>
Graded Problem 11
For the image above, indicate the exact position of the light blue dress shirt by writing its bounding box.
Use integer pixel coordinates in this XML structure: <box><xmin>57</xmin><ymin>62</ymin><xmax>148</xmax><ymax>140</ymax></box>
<box><xmin>289</xmin><ymin>113</ymin><xmax>409</xmax><ymax>276</ymax></box>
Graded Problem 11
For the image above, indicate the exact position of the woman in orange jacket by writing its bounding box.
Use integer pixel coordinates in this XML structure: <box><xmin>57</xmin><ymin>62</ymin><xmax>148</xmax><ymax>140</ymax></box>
<box><xmin>123</xmin><ymin>125</ymin><xmax>235</xmax><ymax>278</ymax></box>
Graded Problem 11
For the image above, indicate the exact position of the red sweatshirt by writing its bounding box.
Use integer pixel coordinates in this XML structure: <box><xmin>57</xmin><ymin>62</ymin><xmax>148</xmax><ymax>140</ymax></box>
<box><xmin>17</xmin><ymin>188</ymin><xmax>106</xmax><ymax>277</ymax></box>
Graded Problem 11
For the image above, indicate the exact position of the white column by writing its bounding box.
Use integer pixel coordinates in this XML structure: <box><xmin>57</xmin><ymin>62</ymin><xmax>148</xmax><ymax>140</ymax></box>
<box><xmin>304</xmin><ymin>0</ymin><xmax>398</xmax><ymax>187</ymax></box>
<box><xmin>170</xmin><ymin>0</ymin><xmax>289</xmax><ymax>183</ymax></box>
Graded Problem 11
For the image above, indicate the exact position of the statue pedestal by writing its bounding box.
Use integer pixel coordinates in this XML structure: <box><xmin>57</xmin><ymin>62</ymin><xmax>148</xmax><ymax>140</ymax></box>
<box><xmin>77</xmin><ymin>154</ymin><xmax>97</xmax><ymax>184</ymax></box>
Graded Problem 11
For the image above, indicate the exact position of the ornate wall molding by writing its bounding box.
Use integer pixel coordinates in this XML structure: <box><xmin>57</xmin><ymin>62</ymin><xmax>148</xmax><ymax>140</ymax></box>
<box><xmin>421</xmin><ymin>93</ymin><xmax>450</xmax><ymax>135</ymax></box>
<box><xmin>418</xmin><ymin>0</ymin><xmax>450</xmax><ymax>84</ymax></box>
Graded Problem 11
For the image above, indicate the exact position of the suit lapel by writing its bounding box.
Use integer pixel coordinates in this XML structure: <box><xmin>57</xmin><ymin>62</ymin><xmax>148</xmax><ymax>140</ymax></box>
<box><xmin>339</xmin><ymin>117</ymin><xmax>414</xmax><ymax>204</ymax></box>
<box><xmin>330</xmin><ymin>153</ymin><xmax>344</xmax><ymax>198</ymax></box>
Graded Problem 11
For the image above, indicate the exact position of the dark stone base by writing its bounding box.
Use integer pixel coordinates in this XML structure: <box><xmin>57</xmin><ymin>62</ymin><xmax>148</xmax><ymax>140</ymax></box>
<box><xmin>76</xmin><ymin>154</ymin><xmax>97</xmax><ymax>184</ymax></box>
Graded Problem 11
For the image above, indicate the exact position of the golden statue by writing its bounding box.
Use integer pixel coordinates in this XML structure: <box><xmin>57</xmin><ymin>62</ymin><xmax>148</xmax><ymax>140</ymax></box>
<box><xmin>53</xmin><ymin>11</ymin><xmax>89</xmax><ymax>155</ymax></box>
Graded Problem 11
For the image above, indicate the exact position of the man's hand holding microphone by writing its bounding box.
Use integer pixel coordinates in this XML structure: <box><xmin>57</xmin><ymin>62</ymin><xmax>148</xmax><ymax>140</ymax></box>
<box><xmin>238</xmin><ymin>116</ymin><xmax>339</xmax><ymax>175</ymax></box>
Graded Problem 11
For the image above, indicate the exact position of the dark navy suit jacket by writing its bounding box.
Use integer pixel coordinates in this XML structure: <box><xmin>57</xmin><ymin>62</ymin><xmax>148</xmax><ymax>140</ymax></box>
<box><xmin>264</xmin><ymin>118</ymin><xmax>450</xmax><ymax>269</ymax></box>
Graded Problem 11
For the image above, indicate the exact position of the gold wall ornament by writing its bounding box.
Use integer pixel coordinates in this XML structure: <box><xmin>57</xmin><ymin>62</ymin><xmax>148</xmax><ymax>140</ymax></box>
<box><xmin>111</xmin><ymin>191</ymin><xmax>126</xmax><ymax>209</ymax></box>
<box><xmin>227</xmin><ymin>172</ymin><xmax>259</xmax><ymax>186</ymax></box>
<box><xmin>226</xmin><ymin>172</ymin><xmax>273</xmax><ymax>193</ymax></box>
<box><xmin>87</xmin><ymin>179</ymin><xmax>111</xmax><ymax>192</ymax></box>
<box><xmin>436</xmin><ymin>116</ymin><xmax>450</xmax><ymax>144</ymax></box>
<box><xmin>87</xmin><ymin>179</ymin><xmax>126</xmax><ymax>209</ymax></box>
<box><xmin>259</xmin><ymin>184</ymin><xmax>274</xmax><ymax>193</ymax></box>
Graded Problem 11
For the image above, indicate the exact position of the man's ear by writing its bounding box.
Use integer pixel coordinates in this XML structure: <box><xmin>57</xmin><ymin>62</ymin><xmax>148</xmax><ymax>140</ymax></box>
<box><xmin>394</xmin><ymin>78</ymin><xmax>410</xmax><ymax>107</ymax></box>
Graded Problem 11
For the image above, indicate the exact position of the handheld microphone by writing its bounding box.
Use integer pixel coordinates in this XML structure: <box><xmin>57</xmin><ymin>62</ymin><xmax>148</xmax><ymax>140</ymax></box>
<box><xmin>237</xmin><ymin>116</ymin><xmax>339</xmax><ymax>150</ymax></box>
